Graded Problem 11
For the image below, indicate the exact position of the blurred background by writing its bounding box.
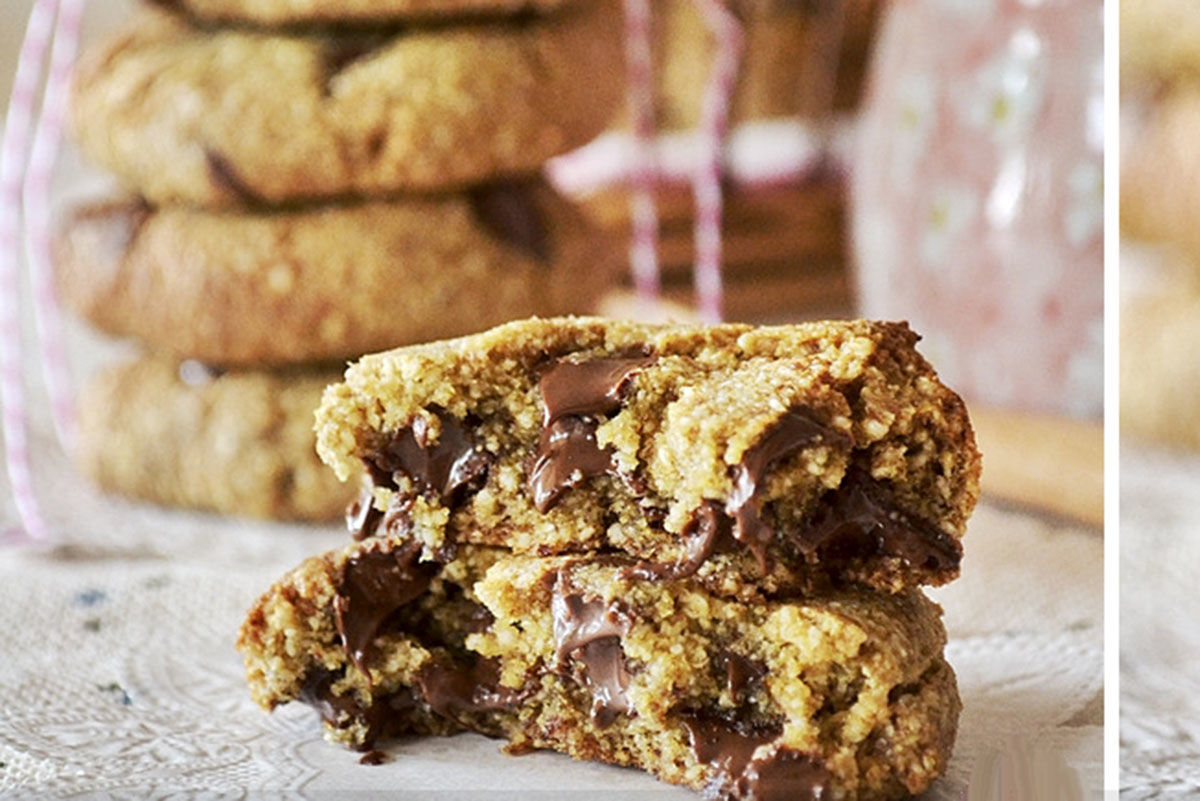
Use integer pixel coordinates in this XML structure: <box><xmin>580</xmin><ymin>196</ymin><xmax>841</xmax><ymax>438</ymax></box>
<box><xmin>2</xmin><ymin>0</ymin><xmax>1103</xmax><ymax>529</ymax></box>
<box><xmin>1120</xmin><ymin>0</ymin><xmax>1200</xmax><ymax>792</ymax></box>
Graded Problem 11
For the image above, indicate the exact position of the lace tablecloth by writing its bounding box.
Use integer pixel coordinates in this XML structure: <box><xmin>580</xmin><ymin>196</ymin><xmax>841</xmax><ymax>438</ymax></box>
<box><xmin>1121</xmin><ymin>444</ymin><xmax>1200</xmax><ymax>798</ymax></box>
<box><xmin>0</xmin><ymin>416</ymin><xmax>1102</xmax><ymax>798</ymax></box>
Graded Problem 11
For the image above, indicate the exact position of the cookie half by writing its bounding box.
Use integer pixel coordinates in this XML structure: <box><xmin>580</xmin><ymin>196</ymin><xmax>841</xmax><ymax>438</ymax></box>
<box><xmin>147</xmin><ymin>0</ymin><xmax>572</xmax><ymax>27</ymax></box>
<box><xmin>315</xmin><ymin>317</ymin><xmax>981</xmax><ymax>597</ymax></box>
<box><xmin>55</xmin><ymin>183</ymin><xmax>617</xmax><ymax>367</ymax></box>
<box><xmin>70</xmin><ymin>3</ymin><xmax>622</xmax><ymax>206</ymax></box>
<box><xmin>77</xmin><ymin>358</ymin><xmax>352</xmax><ymax>520</ymax></box>
<box><xmin>237</xmin><ymin>534</ymin><xmax>960</xmax><ymax>800</ymax></box>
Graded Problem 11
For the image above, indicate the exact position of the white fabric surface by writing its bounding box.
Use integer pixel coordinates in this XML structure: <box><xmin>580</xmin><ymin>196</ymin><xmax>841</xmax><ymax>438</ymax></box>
<box><xmin>0</xmin><ymin>425</ymin><xmax>1103</xmax><ymax>797</ymax></box>
<box><xmin>1121</xmin><ymin>444</ymin><xmax>1200</xmax><ymax>798</ymax></box>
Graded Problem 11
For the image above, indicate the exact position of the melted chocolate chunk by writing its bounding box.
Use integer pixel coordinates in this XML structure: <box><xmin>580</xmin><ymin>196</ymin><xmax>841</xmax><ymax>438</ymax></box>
<box><xmin>719</xmin><ymin>653</ymin><xmax>765</xmax><ymax>706</ymax></box>
<box><xmin>733</xmin><ymin>748</ymin><xmax>833</xmax><ymax>801</ymax></box>
<box><xmin>416</xmin><ymin>654</ymin><xmax>522</xmax><ymax>720</ymax></box>
<box><xmin>528</xmin><ymin>417</ymin><xmax>615</xmax><ymax>513</ymax></box>
<box><xmin>333</xmin><ymin>543</ymin><xmax>438</xmax><ymax>676</ymax></box>
<box><xmin>623</xmin><ymin>500</ymin><xmax>734</xmax><ymax>581</ymax></box>
<box><xmin>551</xmin><ymin>583</ymin><xmax>635</xmax><ymax>727</ymax></box>
<box><xmin>681</xmin><ymin>713</ymin><xmax>828</xmax><ymax>800</ymax></box>
<box><xmin>205</xmin><ymin>150</ymin><xmax>267</xmax><ymax>206</ymax></box>
<box><xmin>726</xmin><ymin>410</ymin><xmax>851</xmax><ymax>570</ymax></box>
<box><xmin>680</xmin><ymin>712</ymin><xmax>782</xmax><ymax>788</ymax></box>
<box><xmin>298</xmin><ymin>669</ymin><xmax>419</xmax><ymax>751</ymax></box>
<box><xmin>366</xmin><ymin>410</ymin><xmax>490</xmax><ymax>503</ymax></box>
<box><xmin>346</xmin><ymin>487</ymin><xmax>383</xmax><ymax>541</ymax></box>
<box><xmin>527</xmin><ymin>355</ymin><xmax>656</xmax><ymax>513</ymax></box>
<box><xmin>468</xmin><ymin>182</ymin><xmax>551</xmax><ymax>262</ymax></box>
<box><xmin>803</xmin><ymin>467</ymin><xmax>962</xmax><ymax>573</ymax></box>
<box><xmin>537</xmin><ymin>355</ymin><xmax>656</xmax><ymax>424</ymax></box>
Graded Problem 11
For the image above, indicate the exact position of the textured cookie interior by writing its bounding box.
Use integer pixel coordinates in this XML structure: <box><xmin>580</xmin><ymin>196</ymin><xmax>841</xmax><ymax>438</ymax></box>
<box><xmin>316</xmin><ymin>317</ymin><xmax>981</xmax><ymax>595</ymax></box>
<box><xmin>237</xmin><ymin>537</ymin><xmax>959</xmax><ymax>800</ymax></box>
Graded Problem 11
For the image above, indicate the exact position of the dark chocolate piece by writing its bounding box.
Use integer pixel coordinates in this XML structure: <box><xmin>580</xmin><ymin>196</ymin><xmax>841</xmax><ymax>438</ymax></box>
<box><xmin>733</xmin><ymin>747</ymin><xmax>833</xmax><ymax>801</ymax></box>
<box><xmin>298</xmin><ymin>669</ymin><xmax>420</xmax><ymax>751</ymax></box>
<box><xmin>527</xmin><ymin>355</ymin><xmax>655</xmax><ymax>513</ymax></box>
<box><xmin>551</xmin><ymin>582</ymin><xmax>635</xmax><ymax>727</ymax></box>
<box><xmin>623</xmin><ymin>500</ymin><xmax>734</xmax><ymax>581</ymax></box>
<box><xmin>346</xmin><ymin>487</ymin><xmax>383</xmax><ymax>541</ymax></box>
<box><xmin>681</xmin><ymin>713</ymin><xmax>827</xmax><ymax>801</ymax></box>
<box><xmin>719</xmin><ymin>653</ymin><xmax>765</xmax><ymax>706</ymax></box>
<box><xmin>528</xmin><ymin>417</ymin><xmax>615</xmax><ymax>513</ymax></box>
<box><xmin>726</xmin><ymin>410</ymin><xmax>851</xmax><ymax>570</ymax></box>
<box><xmin>681</xmin><ymin>712</ymin><xmax>781</xmax><ymax>789</ymax></box>
<box><xmin>537</xmin><ymin>355</ymin><xmax>656</xmax><ymax>425</ymax></box>
<box><xmin>467</xmin><ymin>181</ymin><xmax>551</xmax><ymax>262</ymax></box>
<box><xmin>416</xmin><ymin>654</ymin><xmax>522</xmax><ymax>721</ymax></box>
<box><xmin>803</xmin><ymin>467</ymin><xmax>962</xmax><ymax>573</ymax></box>
<box><xmin>366</xmin><ymin>409</ymin><xmax>489</xmax><ymax>503</ymax></box>
<box><xmin>333</xmin><ymin>543</ymin><xmax>437</xmax><ymax>675</ymax></box>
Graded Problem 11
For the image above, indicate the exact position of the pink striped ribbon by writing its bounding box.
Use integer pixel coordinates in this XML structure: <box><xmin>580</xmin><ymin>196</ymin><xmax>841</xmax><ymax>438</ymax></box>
<box><xmin>2</xmin><ymin>0</ymin><xmax>82</xmax><ymax>544</ymax></box>
<box><xmin>622</xmin><ymin>0</ymin><xmax>661</xmax><ymax>303</ymax></box>
<box><xmin>689</xmin><ymin>0</ymin><xmax>743</xmax><ymax>324</ymax></box>
<box><xmin>24</xmin><ymin>0</ymin><xmax>83</xmax><ymax>454</ymax></box>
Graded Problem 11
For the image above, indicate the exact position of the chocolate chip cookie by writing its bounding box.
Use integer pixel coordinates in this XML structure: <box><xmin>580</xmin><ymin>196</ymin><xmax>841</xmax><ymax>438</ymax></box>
<box><xmin>1122</xmin><ymin>87</ymin><xmax>1200</xmax><ymax>263</ymax></box>
<box><xmin>237</xmin><ymin>534</ymin><xmax>959</xmax><ymax>800</ymax></box>
<box><xmin>70</xmin><ymin>3</ymin><xmax>622</xmax><ymax>206</ymax></box>
<box><xmin>315</xmin><ymin>317</ymin><xmax>981</xmax><ymax>597</ymax></box>
<box><xmin>77</xmin><ymin>358</ymin><xmax>353</xmax><ymax>520</ymax></box>
<box><xmin>147</xmin><ymin>0</ymin><xmax>571</xmax><ymax>27</ymax></box>
<box><xmin>55</xmin><ymin>183</ymin><xmax>617</xmax><ymax>367</ymax></box>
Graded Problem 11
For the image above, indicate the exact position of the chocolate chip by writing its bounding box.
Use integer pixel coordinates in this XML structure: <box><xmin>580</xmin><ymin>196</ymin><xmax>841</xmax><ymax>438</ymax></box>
<box><xmin>346</xmin><ymin>487</ymin><xmax>383</xmax><ymax>541</ymax></box>
<box><xmin>204</xmin><ymin>150</ymin><xmax>267</xmax><ymax>206</ymax></box>
<box><xmin>726</xmin><ymin>410</ymin><xmax>852</xmax><ymax>571</ymax></box>
<box><xmin>468</xmin><ymin>182</ymin><xmax>551</xmax><ymax>262</ymax></box>
<box><xmin>527</xmin><ymin>356</ymin><xmax>656</xmax><ymax>514</ymax></box>
<box><xmin>551</xmin><ymin>578</ymin><xmax>635</xmax><ymax>727</ymax></box>
<box><xmin>719</xmin><ymin>653</ymin><xmax>765</xmax><ymax>706</ymax></box>
<box><xmin>365</xmin><ymin>409</ymin><xmax>490</xmax><ymax>503</ymax></box>
<box><xmin>527</xmin><ymin>417</ymin><xmax>615</xmax><ymax>514</ymax></box>
<box><xmin>333</xmin><ymin>542</ymin><xmax>437</xmax><ymax>676</ymax></box>
<box><xmin>733</xmin><ymin>747</ymin><xmax>833</xmax><ymax>801</ymax></box>
<box><xmin>623</xmin><ymin>500</ymin><xmax>734</xmax><ymax>581</ymax></box>
<box><xmin>680</xmin><ymin>712</ymin><xmax>782</xmax><ymax>789</ymax></box>
<box><xmin>537</xmin><ymin>355</ymin><xmax>656</xmax><ymax>425</ymax></box>
<box><xmin>802</xmin><ymin>466</ymin><xmax>962</xmax><ymax>573</ymax></box>
<box><xmin>298</xmin><ymin>668</ymin><xmax>420</xmax><ymax>751</ymax></box>
<box><xmin>415</xmin><ymin>654</ymin><xmax>523</xmax><ymax>721</ymax></box>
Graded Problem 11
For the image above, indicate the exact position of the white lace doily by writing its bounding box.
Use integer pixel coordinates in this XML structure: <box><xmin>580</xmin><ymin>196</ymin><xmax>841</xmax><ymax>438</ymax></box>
<box><xmin>0</xmin><ymin>429</ymin><xmax>1102</xmax><ymax>798</ymax></box>
<box><xmin>1121</xmin><ymin>444</ymin><xmax>1200</xmax><ymax>798</ymax></box>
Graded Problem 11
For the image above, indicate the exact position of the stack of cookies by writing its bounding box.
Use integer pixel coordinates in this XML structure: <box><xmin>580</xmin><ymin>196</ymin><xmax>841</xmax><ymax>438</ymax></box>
<box><xmin>237</xmin><ymin>316</ymin><xmax>981</xmax><ymax>799</ymax></box>
<box><xmin>1120</xmin><ymin>0</ymin><xmax>1200</xmax><ymax>449</ymax></box>
<box><xmin>55</xmin><ymin>0</ymin><xmax>625</xmax><ymax>519</ymax></box>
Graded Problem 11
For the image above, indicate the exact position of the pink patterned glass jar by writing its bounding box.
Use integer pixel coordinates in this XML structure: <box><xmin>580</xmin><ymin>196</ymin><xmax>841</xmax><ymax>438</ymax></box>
<box><xmin>851</xmin><ymin>0</ymin><xmax>1103</xmax><ymax>418</ymax></box>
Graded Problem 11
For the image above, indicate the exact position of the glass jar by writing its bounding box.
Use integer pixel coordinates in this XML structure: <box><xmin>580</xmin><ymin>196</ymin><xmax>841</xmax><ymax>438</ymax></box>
<box><xmin>851</xmin><ymin>0</ymin><xmax>1103</xmax><ymax>418</ymax></box>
